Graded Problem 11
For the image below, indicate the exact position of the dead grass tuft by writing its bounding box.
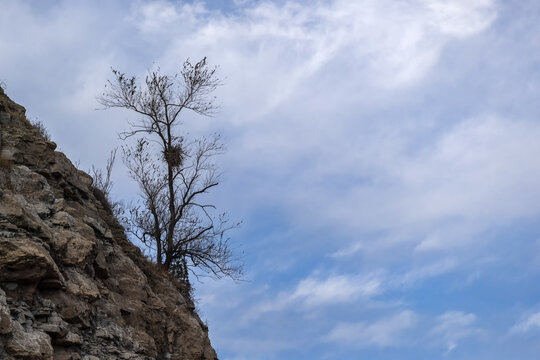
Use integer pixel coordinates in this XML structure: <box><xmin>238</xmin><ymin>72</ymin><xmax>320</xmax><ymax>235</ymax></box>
<box><xmin>139</xmin><ymin>258</ymin><xmax>192</xmax><ymax>301</ymax></box>
<box><xmin>91</xmin><ymin>186</ymin><xmax>113</xmax><ymax>215</ymax></box>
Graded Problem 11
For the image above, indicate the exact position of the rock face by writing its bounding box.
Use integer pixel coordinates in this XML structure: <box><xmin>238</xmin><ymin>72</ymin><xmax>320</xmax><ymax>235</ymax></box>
<box><xmin>0</xmin><ymin>87</ymin><xmax>218</xmax><ymax>359</ymax></box>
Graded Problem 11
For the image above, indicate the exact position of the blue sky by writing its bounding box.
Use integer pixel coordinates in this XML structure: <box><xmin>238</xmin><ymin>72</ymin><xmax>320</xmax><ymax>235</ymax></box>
<box><xmin>2</xmin><ymin>0</ymin><xmax>540</xmax><ymax>358</ymax></box>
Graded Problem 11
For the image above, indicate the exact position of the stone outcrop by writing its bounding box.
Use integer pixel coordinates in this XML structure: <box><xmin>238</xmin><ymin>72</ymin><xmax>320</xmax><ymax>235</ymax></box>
<box><xmin>0</xmin><ymin>86</ymin><xmax>218</xmax><ymax>359</ymax></box>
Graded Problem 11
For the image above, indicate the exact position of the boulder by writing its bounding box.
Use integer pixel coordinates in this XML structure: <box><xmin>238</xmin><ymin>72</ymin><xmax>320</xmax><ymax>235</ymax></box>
<box><xmin>52</xmin><ymin>228</ymin><xmax>96</xmax><ymax>267</ymax></box>
<box><xmin>0</xmin><ymin>288</ymin><xmax>12</xmax><ymax>334</ymax></box>
<box><xmin>6</xmin><ymin>323</ymin><xmax>53</xmax><ymax>360</ymax></box>
<box><xmin>0</xmin><ymin>236</ymin><xmax>63</xmax><ymax>284</ymax></box>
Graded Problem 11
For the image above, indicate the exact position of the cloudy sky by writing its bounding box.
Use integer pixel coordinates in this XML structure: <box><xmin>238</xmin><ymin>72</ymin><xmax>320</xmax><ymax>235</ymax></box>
<box><xmin>2</xmin><ymin>0</ymin><xmax>540</xmax><ymax>358</ymax></box>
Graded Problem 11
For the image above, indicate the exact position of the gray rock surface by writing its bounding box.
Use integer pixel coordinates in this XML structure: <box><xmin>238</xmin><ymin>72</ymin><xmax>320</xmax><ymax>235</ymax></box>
<box><xmin>0</xmin><ymin>86</ymin><xmax>218</xmax><ymax>359</ymax></box>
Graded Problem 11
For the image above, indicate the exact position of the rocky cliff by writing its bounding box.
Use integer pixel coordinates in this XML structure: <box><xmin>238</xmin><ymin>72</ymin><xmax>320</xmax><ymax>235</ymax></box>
<box><xmin>0</xmin><ymin>87</ymin><xmax>218</xmax><ymax>360</ymax></box>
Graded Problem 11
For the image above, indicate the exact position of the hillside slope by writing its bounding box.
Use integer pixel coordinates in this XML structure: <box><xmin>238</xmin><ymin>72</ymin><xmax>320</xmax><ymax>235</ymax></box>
<box><xmin>0</xmin><ymin>87</ymin><xmax>218</xmax><ymax>360</ymax></box>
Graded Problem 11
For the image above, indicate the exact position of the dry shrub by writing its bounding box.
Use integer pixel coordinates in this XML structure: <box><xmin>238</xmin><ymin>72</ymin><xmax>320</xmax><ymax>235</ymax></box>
<box><xmin>141</xmin><ymin>259</ymin><xmax>192</xmax><ymax>300</ymax></box>
<box><xmin>91</xmin><ymin>186</ymin><xmax>113</xmax><ymax>214</ymax></box>
<box><xmin>29</xmin><ymin>119</ymin><xmax>51</xmax><ymax>141</ymax></box>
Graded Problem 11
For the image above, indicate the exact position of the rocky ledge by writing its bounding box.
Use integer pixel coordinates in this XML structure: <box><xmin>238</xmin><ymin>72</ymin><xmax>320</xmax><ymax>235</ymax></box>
<box><xmin>0</xmin><ymin>87</ymin><xmax>218</xmax><ymax>359</ymax></box>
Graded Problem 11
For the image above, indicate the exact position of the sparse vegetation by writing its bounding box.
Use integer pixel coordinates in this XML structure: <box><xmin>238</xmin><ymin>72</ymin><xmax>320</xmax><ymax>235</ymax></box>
<box><xmin>29</xmin><ymin>119</ymin><xmax>51</xmax><ymax>141</ymax></box>
<box><xmin>90</xmin><ymin>149</ymin><xmax>119</xmax><ymax>215</ymax></box>
<box><xmin>91</xmin><ymin>186</ymin><xmax>114</xmax><ymax>215</ymax></box>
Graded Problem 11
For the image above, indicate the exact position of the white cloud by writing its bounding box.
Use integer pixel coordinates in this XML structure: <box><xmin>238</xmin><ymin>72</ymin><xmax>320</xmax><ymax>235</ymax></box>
<box><xmin>126</xmin><ymin>0</ymin><xmax>498</xmax><ymax>120</ymax></box>
<box><xmin>325</xmin><ymin>310</ymin><xmax>418</xmax><ymax>348</ymax></box>
<box><xmin>291</xmin><ymin>273</ymin><xmax>382</xmax><ymax>307</ymax></box>
<box><xmin>423</xmin><ymin>0</ymin><xmax>497</xmax><ymax>37</ymax></box>
<box><xmin>511</xmin><ymin>312</ymin><xmax>540</xmax><ymax>334</ymax></box>
<box><xmin>324</xmin><ymin>309</ymin><xmax>484</xmax><ymax>352</ymax></box>
<box><xmin>400</xmin><ymin>258</ymin><xmax>458</xmax><ymax>285</ymax></box>
<box><xmin>430</xmin><ymin>311</ymin><xmax>481</xmax><ymax>354</ymax></box>
<box><xmin>132</xmin><ymin>1</ymin><xmax>208</xmax><ymax>35</ymax></box>
<box><xmin>220</xmin><ymin>337</ymin><xmax>294</xmax><ymax>355</ymax></box>
<box><xmin>242</xmin><ymin>272</ymin><xmax>383</xmax><ymax>323</ymax></box>
<box><xmin>315</xmin><ymin>115</ymin><xmax>540</xmax><ymax>256</ymax></box>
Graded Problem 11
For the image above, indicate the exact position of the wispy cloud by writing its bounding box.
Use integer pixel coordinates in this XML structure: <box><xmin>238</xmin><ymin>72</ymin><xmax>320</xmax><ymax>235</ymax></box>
<box><xmin>429</xmin><ymin>311</ymin><xmax>482</xmax><ymax>354</ymax></box>
<box><xmin>242</xmin><ymin>272</ymin><xmax>383</xmax><ymax>323</ymax></box>
<box><xmin>127</xmin><ymin>0</ymin><xmax>498</xmax><ymax>117</ymax></box>
<box><xmin>399</xmin><ymin>258</ymin><xmax>459</xmax><ymax>285</ymax></box>
<box><xmin>423</xmin><ymin>0</ymin><xmax>497</xmax><ymax>37</ymax></box>
<box><xmin>510</xmin><ymin>312</ymin><xmax>540</xmax><ymax>334</ymax></box>
<box><xmin>291</xmin><ymin>273</ymin><xmax>382</xmax><ymax>307</ymax></box>
<box><xmin>321</xmin><ymin>116</ymin><xmax>540</xmax><ymax>255</ymax></box>
<box><xmin>325</xmin><ymin>310</ymin><xmax>418</xmax><ymax>348</ymax></box>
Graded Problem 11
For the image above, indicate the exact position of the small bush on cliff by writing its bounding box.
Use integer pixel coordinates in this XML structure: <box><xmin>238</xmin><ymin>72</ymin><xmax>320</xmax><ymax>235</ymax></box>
<box><xmin>91</xmin><ymin>186</ymin><xmax>114</xmax><ymax>215</ymax></box>
<box><xmin>29</xmin><ymin>119</ymin><xmax>51</xmax><ymax>141</ymax></box>
<box><xmin>90</xmin><ymin>148</ymin><xmax>120</xmax><ymax>216</ymax></box>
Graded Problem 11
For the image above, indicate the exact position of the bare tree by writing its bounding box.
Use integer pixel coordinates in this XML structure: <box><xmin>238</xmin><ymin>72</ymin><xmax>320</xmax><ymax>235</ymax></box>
<box><xmin>98</xmin><ymin>58</ymin><xmax>242</xmax><ymax>282</ymax></box>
